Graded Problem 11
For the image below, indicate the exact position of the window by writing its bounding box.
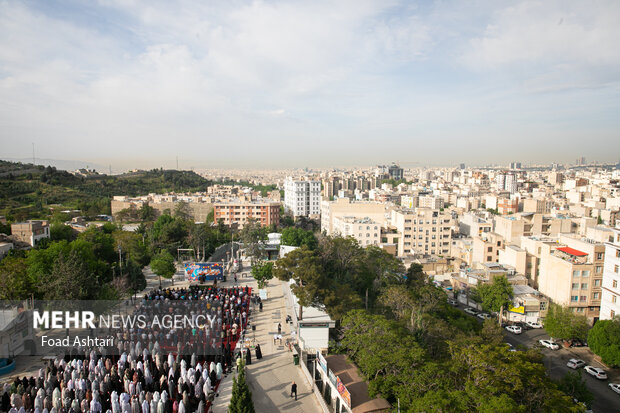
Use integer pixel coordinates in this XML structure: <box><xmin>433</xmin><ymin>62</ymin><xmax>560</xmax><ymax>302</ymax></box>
<box><xmin>597</xmin><ymin>252</ymin><xmax>604</xmax><ymax>260</ymax></box>
<box><xmin>594</xmin><ymin>279</ymin><xmax>601</xmax><ymax>287</ymax></box>
<box><xmin>595</xmin><ymin>266</ymin><xmax>603</xmax><ymax>273</ymax></box>
<box><xmin>575</xmin><ymin>307</ymin><xmax>585</xmax><ymax>313</ymax></box>
<box><xmin>580</xmin><ymin>296</ymin><xmax>587</xmax><ymax>301</ymax></box>
<box><xmin>572</xmin><ymin>283</ymin><xmax>579</xmax><ymax>290</ymax></box>
<box><xmin>581</xmin><ymin>283</ymin><xmax>588</xmax><ymax>289</ymax></box>
<box><xmin>613</xmin><ymin>295</ymin><xmax>617</xmax><ymax>304</ymax></box>
<box><xmin>614</xmin><ymin>280</ymin><xmax>618</xmax><ymax>289</ymax></box>
<box><xmin>593</xmin><ymin>292</ymin><xmax>600</xmax><ymax>299</ymax></box>
<box><xmin>540</xmin><ymin>301</ymin><xmax>547</xmax><ymax>310</ymax></box>
<box><xmin>488</xmin><ymin>247</ymin><xmax>493</xmax><ymax>252</ymax></box>
<box><xmin>617</xmin><ymin>250</ymin><xmax>620</xmax><ymax>258</ymax></box>
<box><xmin>615</xmin><ymin>264</ymin><xmax>619</xmax><ymax>273</ymax></box>
<box><xmin>571</xmin><ymin>296</ymin><xmax>578</xmax><ymax>302</ymax></box>
<box><xmin>573</xmin><ymin>270</ymin><xmax>580</xmax><ymax>277</ymax></box>
<box><xmin>582</xmin><ymin>270</ymin><xmax>590</xmax><ymax>277</ymax></box>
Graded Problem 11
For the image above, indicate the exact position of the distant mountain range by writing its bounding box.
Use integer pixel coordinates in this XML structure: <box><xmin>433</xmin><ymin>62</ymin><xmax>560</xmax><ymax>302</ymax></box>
<box><xmin>1</xmin><ymin>157</ymin><xmax>107</xmax><ymax>172</ymax></box>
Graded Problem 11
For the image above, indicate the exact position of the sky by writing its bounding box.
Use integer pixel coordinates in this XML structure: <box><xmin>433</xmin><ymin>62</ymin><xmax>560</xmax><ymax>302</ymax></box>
<box><xmin>1</xmin><ymin>0</ymin><xmax>620</xmax><ymax>171</ymax></box>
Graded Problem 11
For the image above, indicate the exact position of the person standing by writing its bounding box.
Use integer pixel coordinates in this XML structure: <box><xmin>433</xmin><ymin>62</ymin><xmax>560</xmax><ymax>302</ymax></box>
<box><xmin>277</xmin><ymin>323</ymin><xmax>282</xmax><ymax>335</ymax></box>
<box><xmin>290</xmin><ymin>382</ymin><xmax>297</xmax><ymax>401</ymax></box>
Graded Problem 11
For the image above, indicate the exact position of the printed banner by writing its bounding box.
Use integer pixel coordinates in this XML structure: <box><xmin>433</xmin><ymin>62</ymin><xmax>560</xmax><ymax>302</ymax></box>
<box><xmin>184</xmin><ymin>262</ymin><xmax>224</xmax><ymax>282</ymax></box>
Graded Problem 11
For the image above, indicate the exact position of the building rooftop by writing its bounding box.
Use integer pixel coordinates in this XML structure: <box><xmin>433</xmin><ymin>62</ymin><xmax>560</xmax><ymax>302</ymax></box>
<box><xmin>557</xmin><ymin>246</ymin><xmax>587</xmax><ymax>257</ymax></box>
<box><xmin>324</xmin><ymin>354</ymin><xmax>391</xmax><ymax>413</ymax></box>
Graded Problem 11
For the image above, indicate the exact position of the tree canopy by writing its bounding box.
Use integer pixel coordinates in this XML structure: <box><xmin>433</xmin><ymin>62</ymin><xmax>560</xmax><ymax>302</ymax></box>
<box><xmin>251</xmin><ymin>261</ymin><xmax>274</xmax><ymax>289</ymax></box>
<box><xmin>587</xmin><ymin>317</ymin><xmax>620</xmax><ymax>366</ymax></box>
<box><xmin>543</xmin><ymin>304</ymin><xmax>589</xmax><ymax>341</ymax></box>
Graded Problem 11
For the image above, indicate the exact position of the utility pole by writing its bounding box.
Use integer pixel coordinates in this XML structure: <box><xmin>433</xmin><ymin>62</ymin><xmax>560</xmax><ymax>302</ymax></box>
<box><xmin>32</xmin><ymin>142</ymin><xmax>35</xmax><ymax>165</ymax></box>
<box><xmin>176</xmin><ymin>156</ymin><xmax>179</xmax><ymax>170</ymax></box>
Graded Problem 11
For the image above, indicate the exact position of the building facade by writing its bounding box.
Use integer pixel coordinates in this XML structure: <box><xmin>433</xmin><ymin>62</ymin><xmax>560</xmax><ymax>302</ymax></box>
<box><xmin>213</xmin><ymin>200</ymin><xmax>280</xmax><ymax>228</ymax></box>
<box><xmin>390</xmin><ymin>208</ymin><xmax>453</xmax><ymax>256</ymax></box>
<box><xmin>11</xmin><ymin>220</ymin><xmax>50</xmax><ymax>247</ymax></box>
<box><xmin>284</xmin><ymin>177</ymin><xmax>321</xmax><ymax>218</ymax></box>
<box><xmin>601</xmin><ymin>227</ymin><xmax>620</xmax><ymax>319</ymax></box>
<box><xmin>332</xmin><ymin>216</ymin><xmax>381</xmax><ymax>247</ymax></box>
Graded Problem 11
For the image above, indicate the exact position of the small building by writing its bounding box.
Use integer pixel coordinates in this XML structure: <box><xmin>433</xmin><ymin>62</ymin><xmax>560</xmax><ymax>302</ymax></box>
<box><xmin>0</xmin><ymin>242</ymin><xmax>13</xmax><ymax>260</ymax></box>
<box><xmin>312</xmin><ymin>354</ymin><xmax>391</xmax><ymax>413</ymax></box>
<box><xmin>10</xmin><ymin>220</ymin><xmax>50</xmax><ymax>247</ymax></box>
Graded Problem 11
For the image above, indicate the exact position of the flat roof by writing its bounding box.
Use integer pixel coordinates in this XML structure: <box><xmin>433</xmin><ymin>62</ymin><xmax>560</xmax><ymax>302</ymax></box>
<box><xmin>325</xmin><ymin>354</ymin><xmax>391</xmax><ymax>413</ymax></box>
<box><xmin>557</xmin><ymin>246</ymin><xmax>588</xmax><ymax>257</ymax></box>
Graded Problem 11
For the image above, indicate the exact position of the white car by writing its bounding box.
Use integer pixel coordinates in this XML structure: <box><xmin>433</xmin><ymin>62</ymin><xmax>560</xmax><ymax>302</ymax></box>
<box><xmin>464</xmin><ymin>308</ymin><xmax>478</xmax><ymax>315</ymax></box>
<box><xmin>584</xmin><ymin>366</ymin><xmax>607</xmax><ymax>380</ymax></box>
<box><xmin>526</xmin><ymin>321</ymin><xmax>543</xmax><ymax>329</ymax></box>
<box><xmin>566</xmin><ymin>359</ymin><xmax>586</xmax><ymax>369</ymax></box>
<box><xmin>477</xmin><ymin>312</ymin><xmax>492</xmax><ymax>320</ymax></box>
<box><xmin>539</xmin><ymin>339</ymin><xmax>560</xmax><ymax>350</ymax></box>
<box><xmin>505</xmin><ymin>325</ymin><xmax>522</xmax><ymax>334</ymax></box>
<box><xmin>609</xmin><ymin>383</ymin><xmax>620</xmax><ymax>395</ymax></box>
<box><xmin>505</xmin><ymin>342</ymin><xmax>517</xmax><ymax>352</ymax></box>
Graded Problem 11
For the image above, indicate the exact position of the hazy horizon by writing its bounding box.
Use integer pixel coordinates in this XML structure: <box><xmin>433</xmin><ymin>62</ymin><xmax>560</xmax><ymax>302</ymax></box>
<box><xmin>2</xmin><ymin>1</ymin><xmax>620</xmax><ymax>169</ymax></box>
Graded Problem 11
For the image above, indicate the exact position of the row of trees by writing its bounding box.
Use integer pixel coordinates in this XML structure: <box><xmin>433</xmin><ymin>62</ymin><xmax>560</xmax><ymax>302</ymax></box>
<box><xmin>264</xmin><ymin>233</ymin><xmax>590</xmax><ymax>411</ymax></box>
<box><xmin>0</xmin><ymin>223</ymin><xmax>147</xmax><ymax>300</ymax></box>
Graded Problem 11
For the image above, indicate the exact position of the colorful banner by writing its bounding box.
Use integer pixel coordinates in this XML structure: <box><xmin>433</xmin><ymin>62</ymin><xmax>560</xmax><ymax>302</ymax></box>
<box><xmin>336</xmin><ymin>376</ymin><xmax>351</xmax><ymax>408</ymax></box>
<box><xmin>184</xmin><ymin>262</ymin><xmax>224</xmax><ymax>282</ymax></box>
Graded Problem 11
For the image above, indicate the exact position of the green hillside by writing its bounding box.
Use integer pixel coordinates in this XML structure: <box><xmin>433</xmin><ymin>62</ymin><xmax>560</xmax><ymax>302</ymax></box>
<box><xmin>0</xmin><ymin>161</ymin><xmax>211</xmax><ymax>220</ymax></box>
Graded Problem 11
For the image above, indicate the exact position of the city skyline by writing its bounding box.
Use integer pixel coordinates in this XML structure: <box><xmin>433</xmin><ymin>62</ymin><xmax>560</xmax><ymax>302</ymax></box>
<box><xmin>1</xmin><ymin>0</ymin><xmax>620</xmax><ymax>169</ymax></box>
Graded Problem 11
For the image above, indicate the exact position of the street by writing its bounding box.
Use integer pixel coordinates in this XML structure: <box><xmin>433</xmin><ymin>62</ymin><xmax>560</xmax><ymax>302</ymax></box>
<box><xmin>456</xmin><ymin>303</ymin><xmax>620</xmax><ymax>413</ymax></box>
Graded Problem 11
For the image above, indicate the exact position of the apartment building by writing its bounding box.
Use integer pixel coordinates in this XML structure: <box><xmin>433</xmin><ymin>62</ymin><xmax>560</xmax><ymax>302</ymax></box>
<box><xmin>601</xmin><ymin>226</ymin><xmax>620</xmax><ymax>320</ymax></box>
<box><xmin>497</xmin><ymin>198</ymin><xmax>519</xmax><ymax>215</ymax></box>
<box><xmin>332</xmin><ymin>216</ymin><xmax>381</xmax><ymax>247</ymax></box>
<box><xmin>494</xmin><ymin>213</ymin><xmax>574</xmax><ymax>243</ymax></box>
<box><xmin>472</xmin><ymin>232</ymin><xmax>505</xmax><ymax>264</ymax></box>
<box><xmin>390</xmin><ymin>208</ymin><xmax>453</xmax><ymax>256</ymax></box>
<box><xmin>419</xmin><ymin>195</ymin><xmax>444</xmax><ymax>209</ymax></box>
<box><xmin>112</xmin><ymin>195</ymin><xmax>214</xmax><ymax>222</ymax></box>
<box><xmin>11</xmin><ymin>220</ymin><xmax>50</xmax><ymax>247</ymax></box>
<box><xmin>284</xmin><ymin>177</ymin><xmax>321</xmax><ymax>218</ymax></box>
<box><xmin>213</xmin><ymin>200</ymin><xmax>280</xmax><ymax>228</ymax></box>
<box><xmin>459</xmin><ymin>212</ymin><xmax>492</xmax><ymax>237</ymax></box>
<box><xmin>522</xmin><ymin>198</ymin><xmax>551</xmax><ymax>214</ymax></box>
<box><xmin>321</xmin><ymin>198</ymin><xmax>388</xmax><ymax>235</ymax></box>
<box><xmin>537</xmin><ymin>235</ymin><xmax>605</xmax><ymax>323</ymax></box>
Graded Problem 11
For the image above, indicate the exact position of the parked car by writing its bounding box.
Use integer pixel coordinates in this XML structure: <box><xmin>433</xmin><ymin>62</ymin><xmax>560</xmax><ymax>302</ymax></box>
<box><xmin>514</xmin><ymin>321</ymin><xmax>532</xmax><ymax>330</ymax></box>
<box><xmin>584</xmin><ymin>366</ymin><xmax>607</xmax><ymax>380</ymax></box>
<box><xmin>447</xmin><ymin>299</ymin><xmax>458</xmax><ymax>306</ymax></box>
<box><xmin>570</xmin><ymin>338</ymin><xmax>588</xmax><ymax>347</ymax></box>
<box><xmin>526</xmin><ymin>321</ymin><xmax>543</xmax><ymax>329</ymax></box>
<box><xmin>477</xmin><ymin>312</ymin><xmax>492</xmax><ymax>320</ymax></box>
<box><xmin>505</xmin><ymin>325</ymin><xmax>522</xmax><ymax>334</ymax></box>
<box><xmin>504</xmin><ymin>342</ymin><xmax>517</xmax><ymax>352</ymax></box>
<box><xmin>539</xmin><ymin>339</ymin><xmax>560</xmax><ymax>350</ymax></box>
<box><xmin>566</xmin><ymin>359</ymin><xmax>586</xmax><ymax>369</ymax></box>
<box><xmin>464</xmin><ymin>308</ymin><xmax>478</xmax><ymax>315</ymax></box>
<box><xmin>609</xmin><ymin>383</ymin><xmax>620</xmax><ymax>395</ymax></box>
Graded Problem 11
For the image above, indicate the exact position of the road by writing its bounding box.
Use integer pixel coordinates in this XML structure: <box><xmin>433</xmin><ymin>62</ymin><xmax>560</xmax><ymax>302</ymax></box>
<box><xmin>455</xmin><ymin>302</ymin><xmax>620</xmax><ymax>413</ymax></box>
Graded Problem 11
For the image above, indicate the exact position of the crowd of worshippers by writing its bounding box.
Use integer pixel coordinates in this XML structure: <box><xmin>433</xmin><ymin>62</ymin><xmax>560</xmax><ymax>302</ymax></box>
<box><xmin>2</xmin><ymin>350</ymin><xmax>225</xmax><ymax>413</ymax></box>
<box><xmin>1</xmin><ymin>286</ymin><xmax>255</xmax><ymax>413</ymax></box>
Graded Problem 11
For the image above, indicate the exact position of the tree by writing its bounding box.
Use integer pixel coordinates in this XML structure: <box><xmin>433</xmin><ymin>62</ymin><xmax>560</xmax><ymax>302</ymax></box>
<box><xmin>543</xmin><ymin>304</ymin><xmax>589</xmax><ymax>342</ymax></box>
<box><xmin>587</xmin><ymin>317</ymin><xmax>620</xmax><ymax>366</ymax></box>
<box><xmin>280</xmin><ymin>227</ymin><xmax>317</xmax><ymax>249</ymax></box>
<box><xmin>240</xmin><ymin>219</ymin><xmax>267</xmax><ymax>264</ymax></box>
<box><xmin>473</xmin><ymin>275</ymin><xmax>513</xmax><ymax>324</ymax></box>
<box><xmin>45</xmin><ymin>250</ymin><xmax>99</xmax><ymax>300</ymax></box>
<box><xmin>556</xmin><ymin>370</ymin><xmax>594</xmax><ymax>409</ymax></box>
<box><xmin>173</xmin><ymin>201</ymin><xmax>192</xmax><ymax>221</ymax></box>
<box><xmin>150</xmin><ymin>251</ymin><xmax>176</xmax><ymax>287</ymax></box>
<box><xmin>251</xmin><ymin>261</ymin><xmax>274</xmax><ymax>288</ymax></box>
<box><xmin>228</xmin><ymin>361</ymin><xmax>255</xmax><ymax>413</ymax></box>
<box><xmin>0</xmin><ymin>256</ymin><xmax>33</xmax><ymax>300</ymax></box>
<box><xmin>139</xmin><ymin>202</ymin><xmax>156</xmax><ymax>222</ymax></box>
<box><xmin>50</xmin><ymin>222</ymin><xmax>74</xmax><ymax>241</ymax></box>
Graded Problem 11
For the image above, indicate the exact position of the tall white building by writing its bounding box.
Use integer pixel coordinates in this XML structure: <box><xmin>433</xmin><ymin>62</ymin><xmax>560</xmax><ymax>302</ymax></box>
<box><xmin>284</xmin><ymin>177</ymin><xmax>321</xmax><ymax>217</ymax></box>
<box><xmin>601</xmin><ymin>227</ymin><xmax>620</xmax><ymax>320</ymax></box>
<box><xmin>495</xmin><ymin>172</ymin><xmax>517</xmax><ymax>194</ymax></box>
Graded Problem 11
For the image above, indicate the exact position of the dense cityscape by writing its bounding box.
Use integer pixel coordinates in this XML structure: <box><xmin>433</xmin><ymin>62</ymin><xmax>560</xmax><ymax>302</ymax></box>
<box><xmin>2</xmin><ymin>1</ymin><xmax>620</xmax><ymax>412</ymax></box>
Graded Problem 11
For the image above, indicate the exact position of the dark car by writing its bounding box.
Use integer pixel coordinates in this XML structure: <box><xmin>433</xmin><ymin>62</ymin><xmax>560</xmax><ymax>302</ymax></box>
<box><xmin>570</xmin><ymin>339</ymin><xmax>588</xmax><ymax>347</ymax></box>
